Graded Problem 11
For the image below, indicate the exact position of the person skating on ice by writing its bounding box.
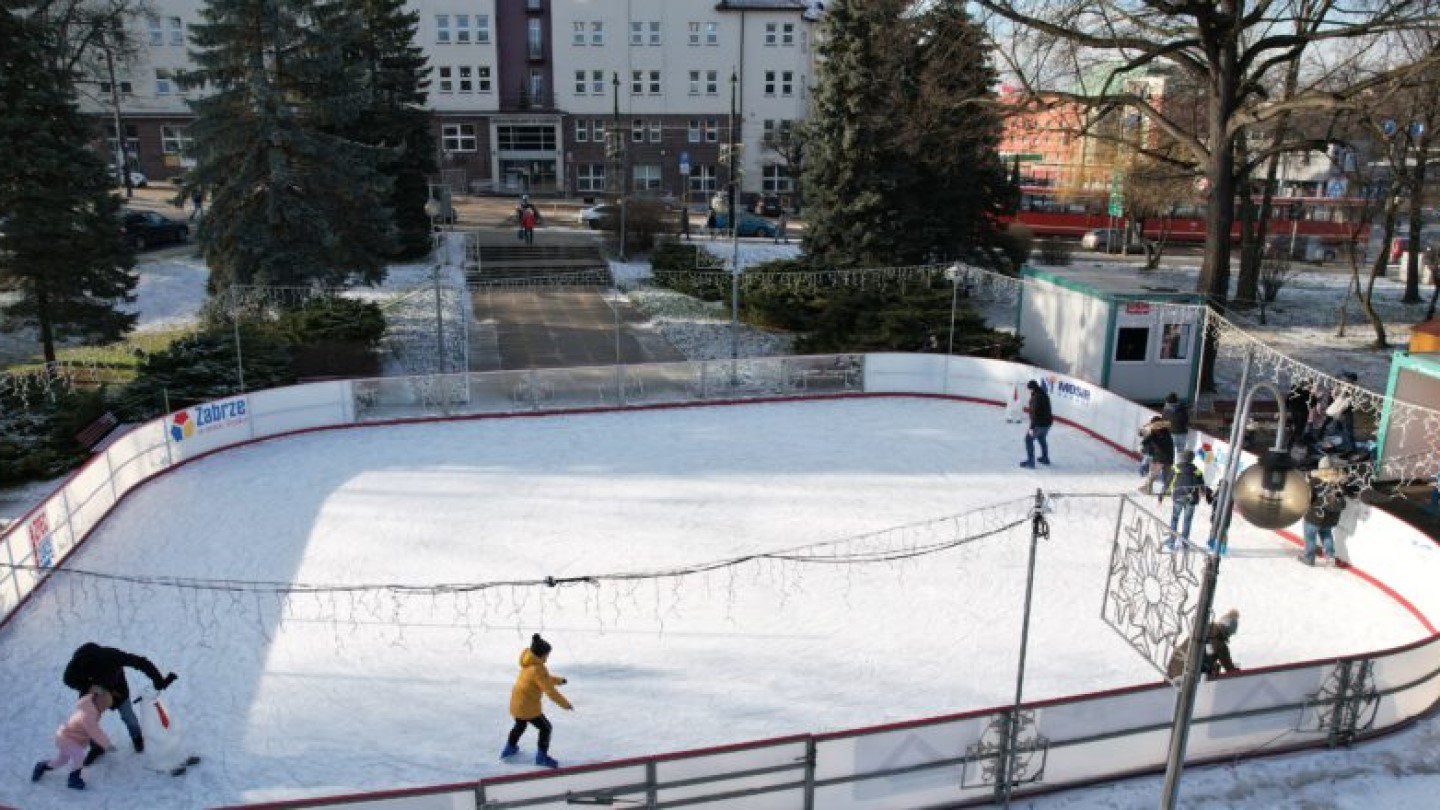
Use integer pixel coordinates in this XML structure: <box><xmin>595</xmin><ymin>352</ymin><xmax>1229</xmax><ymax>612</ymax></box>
<box><xmin>62</xmin><ymin>642</ymin><xmax>177</xmax><ymax>764</ymax></box>
<box><xmin>1019</xmin><ymin>380</ymin><xmax>1052</xmax><ymax>468</ymax></box>
<box><xmin>501</xmin><ymin>634</ymin><xmax>573</xmax><ymax>768</ymax></box>
<box><xmin>32</xmin><ymin>686</ymin><xmax>116</xmax><ymax>790</ymax></box>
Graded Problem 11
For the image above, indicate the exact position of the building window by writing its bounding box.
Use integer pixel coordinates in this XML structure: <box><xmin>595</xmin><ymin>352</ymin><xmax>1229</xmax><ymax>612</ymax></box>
<box><xmin>649</xmin><ymin>121</ymin><xmax>662</xmax><ymax>142</ymax></box>
<box><xmin>497</xmin><ymin>125</ymin><xmax>556</xmax><ymax>151</ymax></box>
<box><xmin>688</xmin><ymin>22</ymin><xmax>700</xmax><ymax>45</ymax></box>
<box><xmin>704</xmin><ymin>118</ymin><xmax>719</xmax><ymax>142</ymax></box>
<box><xmin>591</xmin><ymin>21</ymin><xmax>604</xmax><ymax>45</ymax></box>
<box><xmin>762</xmin><ymin>164</ymin><xmax>793</xmax><ymax>193</ymax></box>
<box><xmin>458</xmin><ymin>66</ymin><xmax>473</xmax><ymax>93</ymax></box>
<box><xmin>577</xmin><ymin>164</ymin><xmax>605</xmax><ymax>193</ymax></box>
<box><xmin>688</xmin><ymin>120</ymin><xmax>700</xmax><ymax>143</ymax></box>
<box><xmin>633</xmin><ymin>164</ymin><xmax>662</xmax><ymax>191</ymax></box>
<box><xmin>527</xmin><ymin>19</ymin><xmax>543</xmax><ymax>59</ymax></box>
<box><xmin>160</xmin><ymin>125</ymin><xmax>191</xmax><ymax>155</ymax></box>
<box><xmin>147</xmin><ymin>18</ymin><xmax>162</xmax><ymax>46</ymax></box>
<box><xmin>631</xmin><ymin>71</ymin><xmax>643</xmax><ymax>95</ymax></box>
<box><xmin>477</xmin><ymin>16</ymin><xmax>491</xmax><ymax>44</ymax></box>
<box><xmin>706</xmin><ymin>22</ymin><xmax>718</xmax><ymax>45</ymax></box>
<box><xmin>689</xmin><ymin>165</ymin><xmax>717</xmax><ymax>193</ymax></box>
<box><xmin>442</xmin><ymin>124</ymin><xmax>477</xmax><ymax>152</ymax></box>
<box><xmin>106</xmin><ymin>123</ymin><xmax>140</xmax><ymax>160</ymax></box>
<box><xmin>765</xmin><ymin>22</ymin><xmax>777</xmax><ymax>45</ymax></box>
<box><xmin>155</xmin><ymin>70</ymin><xmax>175</xmax><ymax>95</ymax></box>
<box><xmin>781</xmin><ymin>71</ymin><xmax>794</xmax><ymax>96</ymax></box>
<box><xmin>437</xmin><ymin>66</ymin><xmax>453</xmax><ymax>93</ymax></box>
<box><xmin>689</xmin><ymin>71</ymin><xmax>700</xmax><ymax>95</ymax></box>
<box><xmin>167</xmin><ymin>17</ymin><xmax>184</xmax><ymax>46</ymax></box>
<box><xmin>573</xmin><ymin>21</ymin><xmax>585</xmax><ymax>45</ymax></box>
<box><xmin>630</xmin><ymin>21</ymin><xmax>643</xmax><ymax>46</ymax></box>
<box><xmin>1159</xmin><ymin>323</ymin><xmax>1191</xmax><ymax>361</ymax></box>
<box><xmin>574</xmin><ymin>119</ymin><xmax>589</xmax><ymax>142</ymax></box>
<box><xmin>632</xmin><ymin>119</ymin><xmax>645</xmax><ymax>142</ymax></box>
<box><xmin>648</xmin><ymin>21</ymin><xmax>661</xmax><ymax>45</ymax></box>
<box><xmin>782</xmin><ymin>23</ymin><xmax>795</xmax><ymax>45</ymax></box>
<box><xmin>99</xmin><ymin>80</ymin><xmax>134</xmax><ymax>95</ymax></box>
<box><xmin>478</xmin><ymin>66</ymin><xmax>492</xmax><ymax>93</ymax></box>
<box><xmin>574</xmin><ymin>70</ymin><xmax>587</xmax><ymax>95</ymax></box>
<box><xmin>648</xmin><ymin>70</ymin><xmax>661</xmax><ymax>95</ymax></box>
<box><xmin>529</xmin><ymin>69</ymin><xmax>544</xmax><ymax>101</ymax></box>
<box><xmin>456</xmin><ymin>14</ymin><xmax>471</xmax><ymax>43</ymax></box>
<box><xmin>705</xmin><ymin>70</ymin><xmax>718</xmax><ymax>95</ymax></box>
<box><xmin>527</xmin><ymin>0</ymin><xmax>541</xmax><ymax>10</ymax></box>
<box><xmin>1114</xmin><ymin>327</ymin><xmax>1149</xmax><ymax>362</ymax></box>
<box><xmin>764</xmin><ymin>70</ymin><xmax>775</xmax><ymax>96</ymax></box>
<box><xmin>436</xmin><ymin>15</ymin><xmax>450</xmax><ymax>44</ymax></box>
<box><xmin>591</xmin><ymin>70</ymin><xmax>605</xmax><ymax>95</ymax></box>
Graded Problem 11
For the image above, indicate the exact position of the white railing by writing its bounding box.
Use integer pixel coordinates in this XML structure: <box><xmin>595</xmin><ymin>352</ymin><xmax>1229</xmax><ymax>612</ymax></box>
<box><xmin>4</xmin><ymin>354</ymin><xmax>1438</xmax><ymax>810</ymax></box>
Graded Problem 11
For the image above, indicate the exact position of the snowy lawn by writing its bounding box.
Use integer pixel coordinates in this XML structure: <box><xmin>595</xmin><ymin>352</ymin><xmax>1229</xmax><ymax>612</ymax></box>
<box><xmin>0</xmin><ymin>397</ymin><xmax>1420</xmax><ymax>808</ymax></box>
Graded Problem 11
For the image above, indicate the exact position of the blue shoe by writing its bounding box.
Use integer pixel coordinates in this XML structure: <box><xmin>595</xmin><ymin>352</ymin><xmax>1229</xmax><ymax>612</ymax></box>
<box><xmin>31</xmin><ymin>762</ymin><xmax>49</xmax><ymax>782</ymax></box>
<box><xmin>535</xmin><ymin>753</ymin><xmax>559</xmax><ymax>769</ymax></box>
<box><xmin>67</xmin><ymin>771</ymin><xmax>85</xmax><ymax>791</ymax></box>
<box><xmin>1019</xmin><ymin>461</ymin><xmax>1035</xmax><ymax>469</ymax></box>
<box><xmin>500</xmin><ymin>744</ymin><xmax>519</xmax><ymax>760</ymax></box>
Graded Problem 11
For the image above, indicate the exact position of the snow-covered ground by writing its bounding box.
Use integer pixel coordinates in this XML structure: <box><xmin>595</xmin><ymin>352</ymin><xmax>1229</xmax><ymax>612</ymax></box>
<box><xmin>0</xmin><ymin>397</ymin><xmax>1427</xmax><ymax>809</ymax></box>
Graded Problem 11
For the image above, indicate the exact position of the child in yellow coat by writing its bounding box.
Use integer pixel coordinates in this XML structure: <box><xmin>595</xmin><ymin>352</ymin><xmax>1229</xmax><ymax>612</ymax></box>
<box><xmin>501</xmin><ymin>634</ymin><xmax>572</xmax><ymax>768</ymax></box>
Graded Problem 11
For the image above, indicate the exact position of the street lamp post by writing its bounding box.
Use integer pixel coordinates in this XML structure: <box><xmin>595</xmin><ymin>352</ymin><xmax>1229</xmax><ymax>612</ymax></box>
<box><xmin>1160</xmin><ymin>349</ymin><xmax>1310</xmax><ymax>809</ymax></box>
<box><xmin>424</xmin><ymin>198</ymin><xmax>448</xmax><ymax>376</ymax></box>
<box><xmin>728</xmin><ymin>70</ymin><xmax>741</xmax><ymax>374</ymax></box>
<box><xmin>612</xmin><ymin>72</ymin><xmax>627</xmax><ymax>261</ymax></box>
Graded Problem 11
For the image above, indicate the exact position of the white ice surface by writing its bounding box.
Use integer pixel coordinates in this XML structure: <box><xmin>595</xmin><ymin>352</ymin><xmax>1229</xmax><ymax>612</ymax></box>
<box><xmin>0</xmin><ymin>398</ymin><xmax>1427</xmax><ymax>809</ymax></box>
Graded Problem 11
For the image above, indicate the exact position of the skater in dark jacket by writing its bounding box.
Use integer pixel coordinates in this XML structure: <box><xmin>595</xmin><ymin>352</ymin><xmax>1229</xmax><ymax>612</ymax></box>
<box><xmin>1139</xmin><ymin>417</ymin><xmax>1175</xmax><ymax>495</ymax></box>
<box><xmin>1164</xmin><ymin>450</ymin><xmax>1207</xmax><ymax>546</ymax></box>
<box><xmin>501</xmin><ymin>634</ymin><xmax>573</xmax><ymax>768</ymax></box>
<box><xmin>1161</xmin><ymin>393</ymin><xmax>1190</xmax><ymax>439</ymax></box>
<box><xmin>63</xmin><ymin>643</ymin><xmax>176</xmax><ymax>763</ymax></box>
<box><xmin>1019</xmin><ymin>380</ymin><xmax>1053</xmax><ymax>468</ymax></box>
<box><xmin>1299</xmin><ymin>456</ymin><xmax>1348</xmax><ymax>566</ymax></box>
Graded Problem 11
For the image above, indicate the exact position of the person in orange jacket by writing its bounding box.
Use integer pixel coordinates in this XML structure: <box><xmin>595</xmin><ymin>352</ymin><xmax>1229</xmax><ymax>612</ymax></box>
<box><xmin>500</xmin><ymin>634</ymin><xmax>572</xmax><ymax>768</ymax></box>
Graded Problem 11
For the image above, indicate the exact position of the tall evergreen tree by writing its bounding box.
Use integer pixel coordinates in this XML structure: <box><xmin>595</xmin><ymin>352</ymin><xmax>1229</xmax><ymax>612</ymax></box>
<box><xmin>0</xmin><ymin>3</ymin><xmax>137</xmax><ymax>363</ymax></box>
<box><xmin>335</xmin><ymin>0</ymin><xmax>436</xmax><ymax>259</ymax></box>
<box><xmin>184</xmin><ymin>0</ymin><xmax>396</xmax><ymax>292</ymax></box>
<box><xmin>802</xmin><ymin>0</ymin><xmax>1015</xmax><ymax>268</ymax></box>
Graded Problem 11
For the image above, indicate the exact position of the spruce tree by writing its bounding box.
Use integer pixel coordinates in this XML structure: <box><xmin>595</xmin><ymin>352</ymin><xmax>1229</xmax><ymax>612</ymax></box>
<box><xmin>335</xmin><ymin>0</ymin><xmax>436</xmax><ymax>259</ymax></box>
<box><xmin>802</xmin><ymin>0</ymin><xmax>1015</xmax><ymax>268</ymax></box>
<box><xmin>184</xmin><ymin>0</ymin><xmax>396</xmax><ymax>292</ymax></box>
<box><xmin>0</xmin><ymin>3</ymin><xmax>137</xmax><ymax>363</ymax></box>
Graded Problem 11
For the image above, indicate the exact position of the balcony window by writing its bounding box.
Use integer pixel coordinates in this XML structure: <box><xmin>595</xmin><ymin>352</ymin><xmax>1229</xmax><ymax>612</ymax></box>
<box><xmin>527</xmin><ymin>19</ymin><xmax>543</xmax><ymax>59</ymax></box>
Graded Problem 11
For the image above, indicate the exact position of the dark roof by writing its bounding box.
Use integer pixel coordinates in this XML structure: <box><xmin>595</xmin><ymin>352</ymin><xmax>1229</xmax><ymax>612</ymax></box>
<box><xmin>716</xmin><ymin>0</ymin><xmax>809</xmax><ymax>11</ymax></box>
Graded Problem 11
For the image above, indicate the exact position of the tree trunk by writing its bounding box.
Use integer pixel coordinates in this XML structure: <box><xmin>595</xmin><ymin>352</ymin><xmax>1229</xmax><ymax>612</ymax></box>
<box><xmin>1364</xmin><ymin>193</ymin><xmax>1400</xmax><ymax>348</ymax></box>
<box><xmin>36</xmin><ymin>286</ymin><xmax>56</xmax><ymax>364</ymax></box>
<box><xmin>1196</xmin><ymin>29</ymin><xmax>1240</xmax><ymax>391</ymax></box>
<box><xmin>1234</xmin><ymin>164</ymin><xmax>1259</xmax><ymax>308</ymax></box>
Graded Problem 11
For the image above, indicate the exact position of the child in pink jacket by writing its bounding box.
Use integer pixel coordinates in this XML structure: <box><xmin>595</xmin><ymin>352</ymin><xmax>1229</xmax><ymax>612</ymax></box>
<box><xmin>32</xmin><ymin>686</ymin><xmax>116</xmax><ymax>790</ymax></box>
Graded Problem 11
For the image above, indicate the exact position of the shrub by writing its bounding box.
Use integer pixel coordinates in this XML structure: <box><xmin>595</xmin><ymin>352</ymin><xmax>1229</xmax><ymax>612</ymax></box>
<box><xmin>269</xmin><ymin>297</ymin><xmax>386</xmax><ymax>378</ymax></box>
<box><xmin>0</xmin><ymin>379</ymin><xmax>108</xmax><ymax>484</ymax></box>
<box><xmin>997</xmin><ymin>223</ymin><xmax>1035</xmax><ymax>271</ymax></box>
<box><xmin>117</xmin><ymin>329</ymin><xmax>295</xmax><ymax>420</ymax></box>
<box><xmin>603</xmin><ymin>200</ymin><xmax>673</xmax><ymax>254</ymax></box>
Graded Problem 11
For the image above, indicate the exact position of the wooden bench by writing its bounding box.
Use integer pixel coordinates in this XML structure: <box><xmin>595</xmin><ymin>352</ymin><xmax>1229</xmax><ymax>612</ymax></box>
<box><xmin>75</xmin><ymin>411</ymin><xmax>119</xmax><ymax>453</ymax></box>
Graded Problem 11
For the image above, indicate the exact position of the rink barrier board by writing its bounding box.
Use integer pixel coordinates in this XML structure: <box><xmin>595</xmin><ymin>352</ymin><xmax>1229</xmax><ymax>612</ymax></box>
<box><xmin>3</xmin><ymin>353</ymin><xmax>1440</xmax><ymax>808</ymax></box>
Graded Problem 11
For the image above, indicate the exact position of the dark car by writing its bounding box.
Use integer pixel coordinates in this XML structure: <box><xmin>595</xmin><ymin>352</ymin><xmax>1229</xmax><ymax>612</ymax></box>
<box><xmin>121</xmin><ymin>211</ymin><xmax>188</xmax><ymax>250</ymax></box>
<box><xmin>752</xmin><ymin>195</ymin><xmax>783</xmax><ymax>217</ymax></box>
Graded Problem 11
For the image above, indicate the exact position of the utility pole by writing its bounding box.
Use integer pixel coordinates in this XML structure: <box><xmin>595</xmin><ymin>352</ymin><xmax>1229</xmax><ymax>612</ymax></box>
<box><xmin>612</xmin><ymin>72</ymin><xmax>628</xmax><ymax>260</ymax></box>
<box><xmin>102</xmin><ymin>40</ymin><xmax>132</xmax><ymax>199</ymax></box>
<box><xmin>728</xmin><ymin>70</ymin><xmax>741</xmax><ymax>370</ymax></box>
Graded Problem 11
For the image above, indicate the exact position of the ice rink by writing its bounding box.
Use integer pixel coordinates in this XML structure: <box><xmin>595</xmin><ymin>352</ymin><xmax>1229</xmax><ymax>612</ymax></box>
<box><xmin>0</xmin><ymin>397</ymin><xmax>1423</xmax><ymax>809</ymax></box>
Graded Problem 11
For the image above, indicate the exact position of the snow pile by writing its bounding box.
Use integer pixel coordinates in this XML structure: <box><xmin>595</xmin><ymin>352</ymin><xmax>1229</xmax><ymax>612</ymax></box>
<box><xmin>121</xmin><ymin>258</ymin><xmax>210</xmax><ymax>333</ymax></box>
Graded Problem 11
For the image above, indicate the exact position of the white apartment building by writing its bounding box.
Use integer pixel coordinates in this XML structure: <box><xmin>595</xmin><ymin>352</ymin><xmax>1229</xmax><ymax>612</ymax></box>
<box><xmin>78</xmin><ymin>0</ymin><xmax>822</xmax><ymax>202</ymax></box>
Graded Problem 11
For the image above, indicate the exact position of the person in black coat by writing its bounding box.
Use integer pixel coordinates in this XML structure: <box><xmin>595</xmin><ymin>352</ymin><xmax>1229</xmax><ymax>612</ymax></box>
<box><xmin>63</xmin><ymin>643</ymin><xmax>176</xmax><ymax>763</ymax></box>
<box><xmin>1161</xmin><ymin>392</ymin><xmax>1190</xmax><ymax>439</ymax></box>
<box><xmin>1139</xmin><ymin>417</ymin><xmax>1175</xmax><ymax>495</ymax></box>
<box><xmin>1019</xmin><ymin>380</ymin><xmax>1053</xmax><ymax>468</ymax></box>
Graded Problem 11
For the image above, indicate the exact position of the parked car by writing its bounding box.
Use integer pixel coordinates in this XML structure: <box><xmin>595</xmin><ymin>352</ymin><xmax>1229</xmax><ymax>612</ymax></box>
<box><xmin>752</xmin><ymin>195</ymin><xmax>783</xmax><ymax>217</ymax></box>
<box><xmin>577</xmin><ymin>204</ymin><xmax>619</xmax><ymax>229</ymax></box>
<box><xmin>1080</xmin><ymin>228</ymin><xmax>1136</xmax><ymax>252</ymax></box>
<box><xmin>120</xmin><ymin>210</ymin><xmax>188</xmax><ymax>250</ymax></box>
<box><xmin>111</xmin><ymin>167</ymin><xmax>148</xmax><ymax>188</ymax></box>
<box><xmin>711</xmin><ymin>212</ymin><xmax>778</xmax><ymax>238</ymax></box>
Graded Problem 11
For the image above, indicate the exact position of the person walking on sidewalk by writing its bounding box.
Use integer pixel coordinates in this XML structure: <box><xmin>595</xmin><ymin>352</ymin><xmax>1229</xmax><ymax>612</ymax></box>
<box><xmin>1019</xmin><ymin>380</ymin><xmax>1052</xmax><ymax>468</ymax></box>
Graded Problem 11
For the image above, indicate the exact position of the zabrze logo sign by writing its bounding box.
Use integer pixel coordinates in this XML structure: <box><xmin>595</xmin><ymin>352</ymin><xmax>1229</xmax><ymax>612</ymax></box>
<box><xmin>170</xmin><ymin>396</ymin><xmax>249</xmax><ymax>442</ymax></box>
